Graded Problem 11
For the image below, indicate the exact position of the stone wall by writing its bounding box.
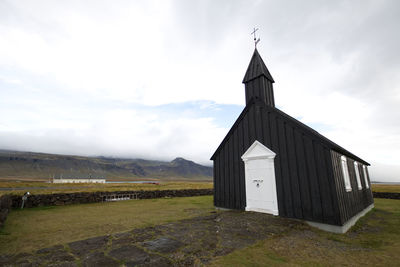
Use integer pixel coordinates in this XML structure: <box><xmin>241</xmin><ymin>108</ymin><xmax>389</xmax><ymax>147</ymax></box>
<box><xmin>0</xmin><ymin>194</ymin><xmax>13</xmax><ymax>228</ymax></box>
<box><xmin>372</xmin><ymin>192</ymin><xmax>400</xmax><ymax>200</ymax></box>
<box><xmin>10</xmin><ymin>189</ymin><xmax>214</xmax><ymax>209</ymax></box>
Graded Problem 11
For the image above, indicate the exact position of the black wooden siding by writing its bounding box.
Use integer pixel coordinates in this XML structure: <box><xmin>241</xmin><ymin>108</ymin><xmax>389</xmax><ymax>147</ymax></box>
<box><xmin>331</xmin><ymin>151</ymin><xmax>374</xmax><ymax>224</ymax></box>
<box><xmin>245</xmin><ymin>76</ymin><xmax>275</xmax><ymax>107</ymax></box>
<box><xmin>213</xmin><ymin>102</ymin><xmax>344</xmax><ymax>225</ymax></box>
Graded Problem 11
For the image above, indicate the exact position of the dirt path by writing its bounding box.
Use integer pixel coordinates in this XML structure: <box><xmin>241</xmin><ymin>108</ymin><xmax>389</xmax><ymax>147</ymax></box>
<box><xmin>0</xmin><ymin>211</ymin><xmax>302</xmax><ymax>266</ymax></box>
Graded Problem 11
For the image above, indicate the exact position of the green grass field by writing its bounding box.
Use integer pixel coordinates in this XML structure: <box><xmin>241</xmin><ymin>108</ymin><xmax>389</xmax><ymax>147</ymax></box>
<box><xmin>0</xmin><ymin>181</ymin><xmax>213</xmax><ymax>196</ymax></box>
<box><xmin>211</xmin><ymin>198</ymin><xmax>400</xmax><ymax>266</ymax></box>
<box><xmin>0</xmin><ymin>195</ymin><xmax>215</xmax><ymax>254</ymax></box>
<box><xmin>1</xmin><ymin>183</ymin><xmax>399</xmax><ymax>266</ymax></box>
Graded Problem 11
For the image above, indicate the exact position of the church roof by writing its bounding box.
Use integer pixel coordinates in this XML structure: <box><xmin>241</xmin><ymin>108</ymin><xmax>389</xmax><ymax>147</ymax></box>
<box><xmin>242</xmin><ymin>48</ymin><xmax>275</xmax><ymax>83</ymax></box>
<box><xmin>210</xmin><ymin>97</ymin><xmax>370</xmax><ymax>166</ymax></box>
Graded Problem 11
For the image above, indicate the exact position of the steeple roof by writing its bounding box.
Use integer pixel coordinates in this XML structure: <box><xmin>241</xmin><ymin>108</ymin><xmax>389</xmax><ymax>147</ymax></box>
<box><xmin>242</xmin><ymin>48</ymin><xmax>274</xmax><ymax>83</ymax></box>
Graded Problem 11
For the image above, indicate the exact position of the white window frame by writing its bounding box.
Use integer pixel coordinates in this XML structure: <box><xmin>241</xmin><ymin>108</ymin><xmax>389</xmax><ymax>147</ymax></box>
<box><xmin>354</xmin><ymin>162</ymin><xmax>362</xmax><ymax>190</ymax></box>
<box><xmin>363</xmin><ymin>165</ymin><xmax>370</xmax><ymax>189</ymax></box>
<box><xmin>341</xmin><ymin>156</ymin><xmax>352</xmax><ymax>192</ymax></box>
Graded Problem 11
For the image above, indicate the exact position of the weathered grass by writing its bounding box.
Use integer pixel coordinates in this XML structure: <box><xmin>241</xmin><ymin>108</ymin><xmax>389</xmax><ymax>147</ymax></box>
<box><xmin>371</xmin><ymin>183</ymin><xmax>400</xmax><ymax>193</ymax></box>
<box><xmin>0</xmin><ymin>181</ymin><xmax>213</xmax><ymax>196</ymax></box>
<box><xmin>2</xmin><ymin>190</ymin><xmax>399</xmax><ymax>266</ymax></box>
<box><xmin>211</xmin><ymin>198</ymin><xmax>400</xmax><ymax>266</ymax></box>
<box><xmin>0</xmin><ymin>195</ymin><xmax>214</xmax><ymax>254</ymax></box>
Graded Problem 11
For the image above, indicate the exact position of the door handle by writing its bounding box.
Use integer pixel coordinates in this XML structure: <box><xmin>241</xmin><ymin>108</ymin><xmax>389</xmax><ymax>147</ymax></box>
<box><xmin>253</xmin><ymin>179</ymin><xmax>263</xmax><ymax>188</ymax></box>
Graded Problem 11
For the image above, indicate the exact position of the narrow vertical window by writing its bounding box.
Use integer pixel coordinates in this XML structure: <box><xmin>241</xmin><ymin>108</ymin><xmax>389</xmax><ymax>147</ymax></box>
<box><xmin>363</xmin><ymin>165</ymin><xmax>370</xmax><ymax>189</ymax></box>
<box><xmin>341</xmin><ymin>156</ymin><xmax>352</xmax><ymax>191</ymax></box>
<box><xmin>354</xmin><ymin>162</ymin><xmax>362</xmax><ymax>190</ymax></box>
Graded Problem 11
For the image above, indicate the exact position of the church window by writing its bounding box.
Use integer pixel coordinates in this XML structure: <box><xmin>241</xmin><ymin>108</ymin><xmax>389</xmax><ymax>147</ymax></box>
<box><xmin>341</xmin><ymin>156</ymin><xmax>352</xmax><ymax>191</ymax></box>
<box><xmin>363</xmin><ymin>165</ymin><xmax>370</xmax><ymax>189</ymax></box>
<box><xmin>354</xmin><ymin>162</ymin><xmax>362</xmax><ymax>190</ymax></box>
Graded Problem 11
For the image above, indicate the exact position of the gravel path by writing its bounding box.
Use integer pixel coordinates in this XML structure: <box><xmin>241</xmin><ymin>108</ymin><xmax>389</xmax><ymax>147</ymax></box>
<box><xmin>0</xmin><ymin>211</ymin><xmax>302</xmax><ymax>266</ymax></box>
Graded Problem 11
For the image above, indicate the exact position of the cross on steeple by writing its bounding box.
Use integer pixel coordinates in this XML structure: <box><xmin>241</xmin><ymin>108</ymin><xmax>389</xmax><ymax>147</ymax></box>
<box><xmin>251</xmin><ymin>27</ymin><xmax>260</xmax><ymax>47</ymax></box>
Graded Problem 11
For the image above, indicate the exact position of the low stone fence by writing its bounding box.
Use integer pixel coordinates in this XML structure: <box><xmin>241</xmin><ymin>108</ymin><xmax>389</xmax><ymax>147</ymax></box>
<box><xmin>372</xmin><ymin>192</ymin><xmax>400</xmax><ymax>200</ymax></box>
<box><xmin>0</xmin><ymin>194</ymin><xmax>13</xmax><ymax>228</ymax></box>
<box><xmin>10</xmin><ymin>189</ymin><xmax>214</xmax><ymax>209</ymax></box>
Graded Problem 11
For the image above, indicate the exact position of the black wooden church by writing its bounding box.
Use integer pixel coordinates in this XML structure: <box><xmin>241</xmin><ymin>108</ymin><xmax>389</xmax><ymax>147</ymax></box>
<box><xmin>211</xmin><ymin>48</ymin><xmax>374</xmax><ymax>233</ymax></box>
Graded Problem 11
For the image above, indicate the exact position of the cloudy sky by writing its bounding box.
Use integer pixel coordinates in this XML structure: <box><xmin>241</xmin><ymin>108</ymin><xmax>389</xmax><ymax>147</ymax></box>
<box><xmin>0</xmin><ymin>0</ymin><xmax>399</xmax><ymax>182</ymax></box>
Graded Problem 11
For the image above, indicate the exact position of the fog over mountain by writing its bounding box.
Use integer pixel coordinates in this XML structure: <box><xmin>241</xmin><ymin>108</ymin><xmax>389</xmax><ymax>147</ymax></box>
<box><xmin>0</xmin><ymin>150</ymin><xmax>212</xmax><ymax>181</ymax></box>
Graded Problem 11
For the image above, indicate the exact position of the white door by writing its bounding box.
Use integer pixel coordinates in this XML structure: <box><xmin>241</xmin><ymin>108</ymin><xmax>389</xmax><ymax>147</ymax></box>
<box><xmin>242</xmin><ymin>141</ymin><xmax>278</xmax><ymax>215</ymax></box>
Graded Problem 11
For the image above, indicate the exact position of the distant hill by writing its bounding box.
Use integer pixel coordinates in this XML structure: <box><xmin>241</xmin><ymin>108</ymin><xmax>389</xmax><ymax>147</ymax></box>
<box><xmin>0</xmin><ymin>150</ymin><xmax>212</xmax><ymax>181</ymax></box>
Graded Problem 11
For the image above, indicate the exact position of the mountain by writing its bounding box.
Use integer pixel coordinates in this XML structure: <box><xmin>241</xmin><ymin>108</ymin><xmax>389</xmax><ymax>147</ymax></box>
<box><xmin>0</xmin><ymin>150</ymin><xmax>212</xmax><ymax>181</ymax></box>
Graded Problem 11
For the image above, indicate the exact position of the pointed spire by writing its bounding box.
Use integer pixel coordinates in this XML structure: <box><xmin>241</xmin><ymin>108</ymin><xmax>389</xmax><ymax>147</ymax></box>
<box><xmin>242</xmin><ymin>48</ymin><xmax>274</xmax><ymax>83</ymax></box>
<box><xmin>242</xmin><ymin>48</ymin><xmax>276</xmax><ymax>107</ymax></box>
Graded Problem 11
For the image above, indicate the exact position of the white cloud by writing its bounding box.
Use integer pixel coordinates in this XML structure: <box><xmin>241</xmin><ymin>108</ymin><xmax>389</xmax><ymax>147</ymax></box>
<box><xmin>0</xmin><ymin>0</ymin><xmax>244</xmax><ymax>105</ymax></box>
<box><xmin>0</xmin><ymin>102</ymin><xmax>227</xmax><ymax>165</ymax></box>
<box><xmin>0</xmin><ymin>0</ymin><xmax>399</xmax><ymax>181</ymax></box>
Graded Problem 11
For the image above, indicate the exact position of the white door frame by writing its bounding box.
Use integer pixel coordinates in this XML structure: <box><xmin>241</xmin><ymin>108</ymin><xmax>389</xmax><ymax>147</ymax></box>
<box><xmin>241</xmin><ymin>140</ymin><xmax>279</xmax><ymax>215</ymax></box>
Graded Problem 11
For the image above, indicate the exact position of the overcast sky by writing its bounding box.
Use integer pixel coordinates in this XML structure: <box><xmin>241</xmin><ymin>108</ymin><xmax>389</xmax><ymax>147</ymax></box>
<box><xmin>0</xmin><ymin>0</ymin><xmax>399</xmax><ymax>182</ymax></box>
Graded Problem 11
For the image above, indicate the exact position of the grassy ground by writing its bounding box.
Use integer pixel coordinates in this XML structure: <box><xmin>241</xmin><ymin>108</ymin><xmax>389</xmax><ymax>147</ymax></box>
<box><xmin>0</xmin><ymin>181</ymin><xmax>213</xmax><ymax>196</ymax></box>
<box><xmin>0</xmin><ymin>195</ymin><xmax>215</xmax><ymax>254</ymax></box>
<box><xmin>1</xmin><ymin>193</ymin><xmax>399</xmax><ymax>266</ymax></box>
<box><xmin>211</xmin><ymin>198</ymin><xmax>400</xmax><ymax>266</ymax></box>
<box><xmin>371</xmin><ymin>183</ymin><xmax>400</xmax><ymax>193</ymax></box>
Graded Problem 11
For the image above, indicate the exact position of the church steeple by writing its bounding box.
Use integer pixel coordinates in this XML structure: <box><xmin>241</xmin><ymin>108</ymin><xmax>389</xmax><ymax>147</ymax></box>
<box><xmin>242</xmin><ymin>48</ymin><xmax>275</xmax><ymax>107</ymax></box>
